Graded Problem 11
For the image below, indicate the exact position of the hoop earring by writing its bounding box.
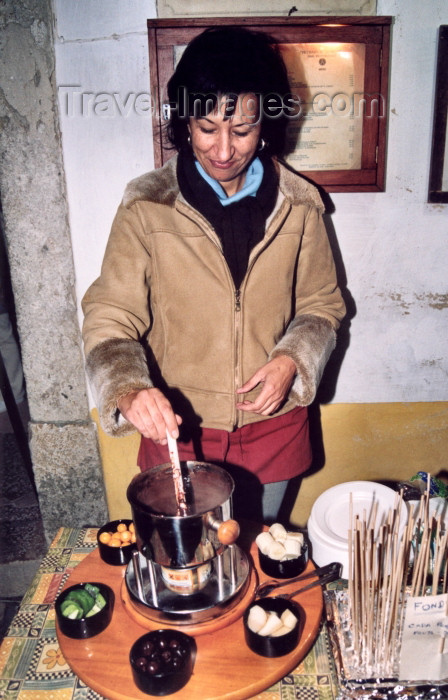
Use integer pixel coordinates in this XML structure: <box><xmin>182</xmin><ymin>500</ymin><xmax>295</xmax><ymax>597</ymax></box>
<box><xmin>258</xmin><ymin>138</ymin><xmax>266</xmax><ymax>152</ymax></box>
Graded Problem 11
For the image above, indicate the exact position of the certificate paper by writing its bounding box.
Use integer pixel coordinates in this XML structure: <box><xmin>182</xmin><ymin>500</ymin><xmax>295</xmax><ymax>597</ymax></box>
<box><xmin>279</xmin><ymin>43</ymin><xmax>366</xmax><ymax>171</ymax></box>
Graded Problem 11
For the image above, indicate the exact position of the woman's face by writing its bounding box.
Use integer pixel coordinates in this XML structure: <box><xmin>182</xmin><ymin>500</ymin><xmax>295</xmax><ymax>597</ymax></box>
<box><xmin>188</xmin><ymin>93</ymin><xmax>262</xmax><ymax>197</ymax></box>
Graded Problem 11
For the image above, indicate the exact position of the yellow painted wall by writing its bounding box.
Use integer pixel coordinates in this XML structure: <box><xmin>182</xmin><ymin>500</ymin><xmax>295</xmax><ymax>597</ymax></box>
<box><xmin>291</xmin><ymin>402</ymin><xmax>448</xmax><ymax>526</ymax></box>
<box><xmin>92</xmin><ymin>408</ymin><xmax>140</xmax><ymax>520</ymax></box>
<box><xmin>92</xmin><ymin>402</ymin><xmax>448</xmax><ymax>523</ymax></box>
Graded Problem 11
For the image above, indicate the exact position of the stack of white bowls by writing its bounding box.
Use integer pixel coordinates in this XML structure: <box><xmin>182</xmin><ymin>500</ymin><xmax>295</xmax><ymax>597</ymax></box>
<box><xmin>307</xmin><ymin>481</ymin><xmax>408</xmax><ymax>579</ymax></box>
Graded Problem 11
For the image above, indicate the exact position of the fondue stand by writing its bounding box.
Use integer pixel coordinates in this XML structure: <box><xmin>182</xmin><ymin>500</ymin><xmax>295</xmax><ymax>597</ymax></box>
<box><xmin>57</xmin><ymin>462</ymin><xmax>324</xmax><ymax>699</ymax></box>
<box><xmin>126</xmin><ymin>462</ymin><xmax>251</xmax><ymax>627</ymax></box>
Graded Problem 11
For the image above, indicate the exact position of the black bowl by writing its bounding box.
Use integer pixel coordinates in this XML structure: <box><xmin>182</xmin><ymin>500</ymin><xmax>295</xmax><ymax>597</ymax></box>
<box><xmin>130</xmin><ymin>629</ymin><xmax>196</xmax><ymax>696</ymax></box>
<box><xmin>97</xmin><ymin>519</ymin><xmax>136</xmax><ymax>566</ymax></box>
<box><xmin>243</xmin><ymin>597</ymin><xmax>303</xmax><ymax>657</ymax></box>
<box><xmin>258</xmin><ymin>541</ymin><xmax>308</xmax><ymax>579</ymax></box>
<box><xmin>55</xmin><ymin>582</ymin><xmax>114</xmax><ymax>639</ymax></box>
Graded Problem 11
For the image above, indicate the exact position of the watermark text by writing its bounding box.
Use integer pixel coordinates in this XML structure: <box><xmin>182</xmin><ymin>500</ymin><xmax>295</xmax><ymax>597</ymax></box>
<box><xmin>58</xmin><ymin>85</ymin><xmax>385</xmax><ymax>120</ymax></box>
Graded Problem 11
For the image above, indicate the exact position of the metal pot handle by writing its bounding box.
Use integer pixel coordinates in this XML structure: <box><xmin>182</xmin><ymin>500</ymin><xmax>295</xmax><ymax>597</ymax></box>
<box><xmin>205</xmin><ymin>513</ymin><xmax>240</xmax><ymax>545</ymax></box>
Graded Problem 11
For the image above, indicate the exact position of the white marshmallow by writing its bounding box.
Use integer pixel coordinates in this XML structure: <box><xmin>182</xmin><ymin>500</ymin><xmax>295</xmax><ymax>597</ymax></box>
<box><xmin>269</xmin><ymin>523</ymin><xmax>287</xmax><ymax>542</ymax></box>
<box><xmin>247</xmin><ymin>604</ymin><xmax>268</xmax><ymax>633</ymax></box>
<box><xmin>285</xmin><ymin>531</ymin><xmax>305</xmax><ymax>545</ymax></box>
<box><xmin>281</xmin><ymin>608</ymin><xmax>298</xmax><ymax>630</ymax></box>
<box><xmin>267</xmin><ymin>540</ymin><xmax>286</xmax><ymax>560</ymax></box>
<box><xmin>282</xmin><ymin>537</ymin><xmax>301</xmax><ymax>559</ymax></box>
<box><xmin>258</xmin><ymin>612</ymin><xmax>284</xmax><ymax>636</ymax></box>
<box><xmin>255</xmin><ymin>532</ymin><xmax>275</xmax><ymax>555</ymax></box>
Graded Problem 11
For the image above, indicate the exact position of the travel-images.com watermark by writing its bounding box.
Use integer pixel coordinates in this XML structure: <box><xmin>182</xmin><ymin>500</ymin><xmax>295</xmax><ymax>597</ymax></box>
<box><xmin>57</xmin><ymin>85</ymin><xmax>386</xmax><ymax>119</ymax></box>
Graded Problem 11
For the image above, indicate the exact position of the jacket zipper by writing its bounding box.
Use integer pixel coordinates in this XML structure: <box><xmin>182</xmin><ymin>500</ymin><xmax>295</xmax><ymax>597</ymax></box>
<box><xmin>234</xmin><ymin>289</ymin><xmax>242</xmax><ymax>428</ymax></box>
<box><xmin>235</xmin><ymin>289</ymin><xmax>241</xmax><ymax>312</ymax></box>
<box><xmin>178</xmin><ymin>197</ymin><xmax>290</xmax><ymax>428</ymax></box>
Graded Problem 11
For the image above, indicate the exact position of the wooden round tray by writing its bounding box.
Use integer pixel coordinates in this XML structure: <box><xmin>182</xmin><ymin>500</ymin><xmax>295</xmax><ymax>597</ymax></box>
<box><xmin>57</xmin><ymin>527</ymin><xmax>323</xmax><ymax>699</ymax></box>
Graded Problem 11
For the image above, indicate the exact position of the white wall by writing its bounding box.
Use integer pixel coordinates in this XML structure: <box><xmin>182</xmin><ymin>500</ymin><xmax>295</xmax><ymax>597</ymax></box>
<box><xmin>333</xmin><ymin>0</ymin><xmax>448</xmax><ymax>402</ymax></box>
<box><xmin>53</xmin><ymin>0</ymin><xmax>157</xmax><ymax>318</ymax></box>
<box><xmin>54</xmin><ymin>0</ymin><xmax>448</xmax><ymax>405</ymax></box>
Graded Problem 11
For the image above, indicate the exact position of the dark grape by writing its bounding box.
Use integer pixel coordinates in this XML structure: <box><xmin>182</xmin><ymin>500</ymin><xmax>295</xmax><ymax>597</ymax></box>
<box><xmin>141</xmin><ymin>639</ymin><xmax>155</xmax><ymax>655</ymax></box>
<box><xmin>147</xmin><ymin>659</ymin><xmax>162</xmax><ymax>675</ymax></box>
<box><xmin>134</xmin><ymin>656</ymin><xmax>147</xmax><ymax>670</ymax></box>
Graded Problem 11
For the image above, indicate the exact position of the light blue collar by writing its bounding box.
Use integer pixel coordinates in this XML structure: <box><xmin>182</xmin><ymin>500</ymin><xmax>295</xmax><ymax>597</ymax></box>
<box><xmin>195</xmin><ymin>158</ymin><xmax>264</xmax><ymax>206</ymax></box>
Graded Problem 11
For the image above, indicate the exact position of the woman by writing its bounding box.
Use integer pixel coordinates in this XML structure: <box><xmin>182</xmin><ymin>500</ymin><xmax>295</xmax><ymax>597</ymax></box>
<box><xmin>82</xmin><ymin>27</ymin><xmax>346</xmax><ymax>523</ymax></box>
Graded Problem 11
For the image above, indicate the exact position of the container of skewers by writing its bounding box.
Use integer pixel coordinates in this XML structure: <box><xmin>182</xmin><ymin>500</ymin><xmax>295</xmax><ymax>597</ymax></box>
<box><xmin>324</xmin><ymin>480</ymin><xmax>448</xmax><ymax>698</ymax></box>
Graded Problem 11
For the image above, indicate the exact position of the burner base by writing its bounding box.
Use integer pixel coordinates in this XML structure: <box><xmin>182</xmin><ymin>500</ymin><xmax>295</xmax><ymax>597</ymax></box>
<box><xmin>124</xmin><ymin>546</ymin><xmax>254</xmax><ymax>630</ymax></box>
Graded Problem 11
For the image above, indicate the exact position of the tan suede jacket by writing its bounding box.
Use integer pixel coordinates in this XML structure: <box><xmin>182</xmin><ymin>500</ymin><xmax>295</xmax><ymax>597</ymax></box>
<box><xmin>82</xmin><ymin>156</ymin><xmax>346</xmax><ymax>436</ymax></box>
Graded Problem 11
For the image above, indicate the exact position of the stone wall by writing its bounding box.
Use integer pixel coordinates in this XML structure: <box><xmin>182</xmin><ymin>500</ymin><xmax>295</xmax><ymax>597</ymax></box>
<box><xmin>0</xmin><ymin>0</ymin><xmax>108</xmax><ymax>542</ymax></box>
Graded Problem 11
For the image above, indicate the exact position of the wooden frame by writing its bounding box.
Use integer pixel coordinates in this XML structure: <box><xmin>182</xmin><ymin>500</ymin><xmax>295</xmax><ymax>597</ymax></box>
<box><xmin>428</xmin><ymin>26</ymin><xmax>448</xmax><ymax>204</ymax></box>
<box><xmin>147</xmin><ymin>16</ymin><xmax>392</xmax><ymax>193</ymax></box>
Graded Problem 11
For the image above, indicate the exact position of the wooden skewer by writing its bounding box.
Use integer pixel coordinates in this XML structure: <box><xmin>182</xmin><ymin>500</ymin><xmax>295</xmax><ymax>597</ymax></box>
<box><xmin>348</xmin><ymin>493</ymin><xmax>355</xmax><ymax>651</ymax></box>
<box><xmin>368</xmin><ymin>498</ymin><xmax>379</xmax><ymax>534</ymax></box>
<box><xmin>166</xmin><ymin>429</ymin><xmax>188</xmax><ymax>516</ymax></box>
<box><xmin>439</xmin><ymin>595</ymin><xmax>447</xmax><ymax>653</ymax></box>
<box><xmin>442</xmin><ymin>542</ymin><xmax>448</xmax><ymax>595</ymax></box>
<box><xmin>352</xmin><ymin>515</ymin><xmax>360</xmax><ymax>662</ymax></box>
<box><xmin>397</xmin><ymin>503</ymin><xmax>416</xmax><ymax>637</ymax></box>
<box><xmin>432</xmin><ymin>517</ymin><xmax>443</xmax><ymax>595</ymax></box>
<box><xmin>358</xmin><ymin>517</ymin><xmax>366</xmax><ymax>661</ymax></box>
<box><xmin>373</xmin><ymin>535</ymin><xmax>384</xmax><ymax>669</ymax></box>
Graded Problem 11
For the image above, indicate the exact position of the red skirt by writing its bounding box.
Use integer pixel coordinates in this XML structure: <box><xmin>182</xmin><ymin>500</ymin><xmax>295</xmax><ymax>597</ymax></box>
<box><xmin>137</xmin><ymin>406</ymin><xmax>311</xmax><ymax>485</ymax></box>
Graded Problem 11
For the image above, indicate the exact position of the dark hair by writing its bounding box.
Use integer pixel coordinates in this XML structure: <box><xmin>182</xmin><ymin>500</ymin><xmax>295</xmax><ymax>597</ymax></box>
<box><xmin>166</xmin><ymin>26</ymin><xmax>292</xmax><ymax>156</ymax></box>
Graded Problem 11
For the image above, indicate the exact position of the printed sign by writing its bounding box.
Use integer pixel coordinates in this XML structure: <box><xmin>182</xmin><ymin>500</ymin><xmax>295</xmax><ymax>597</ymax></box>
<box><xmin>399</xmin><ymin>593</ymin><xmax>448</xmax><ymax>681</ymax></box>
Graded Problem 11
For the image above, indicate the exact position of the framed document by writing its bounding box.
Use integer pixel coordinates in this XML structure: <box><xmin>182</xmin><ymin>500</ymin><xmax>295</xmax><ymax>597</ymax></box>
<box><xmin>280</xmin><ymin>42</ymin><xmax>367</xmax><ymax>173</ymax></box>
<box><xmin>147</xmin><ymin>16</ymin><xmax>392</xmax><ymax>192</ymax></box>
<box><xmin>428</xmin><ymin>26</ymin><xmax>448</xmax><ymax>203</ymax></box>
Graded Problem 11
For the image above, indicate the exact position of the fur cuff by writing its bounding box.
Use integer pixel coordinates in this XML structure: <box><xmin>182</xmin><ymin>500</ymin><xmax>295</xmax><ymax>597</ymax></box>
<box><xmin>270</xmin><ymin>315</ymin><xmax>336</xmax><ymax>406</ymax></box>
<box><xmin>86</xmin><ymin>338</ymin><xmax>153</xmax><ymax>436</ymax></box>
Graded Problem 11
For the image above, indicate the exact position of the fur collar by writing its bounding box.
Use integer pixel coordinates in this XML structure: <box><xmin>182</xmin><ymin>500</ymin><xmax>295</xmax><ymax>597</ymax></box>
<box><xmin>123</xmin><ymin>155</ymin><xmax>324</xmax><ymax>213</ymax></box>
<box><xmin>123</xmin><ymin>157</ymin><xmax>179</xmax><ymax>208</ymax></box>
<box><xmin>276</xmin><ymin>160</ymin><xmax>324</xmax><ymax>213</ymax></box>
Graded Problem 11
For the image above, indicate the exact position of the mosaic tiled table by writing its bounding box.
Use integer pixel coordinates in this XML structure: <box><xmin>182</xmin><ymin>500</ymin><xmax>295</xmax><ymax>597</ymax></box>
<box><xmin>0</xmin><ymin>527</ymin><xmax>341</xmax><ymax>699</ymax></box>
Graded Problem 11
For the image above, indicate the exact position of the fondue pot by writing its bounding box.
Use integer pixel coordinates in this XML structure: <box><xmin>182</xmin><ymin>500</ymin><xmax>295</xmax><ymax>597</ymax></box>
<box><xmin>125</xmin><ymin>461</ymin><xmax>251</xmax><ymax>625</ymax></box>
<box><xmin>127</xmin><ymin>461</ymin><xmax>240</xmax><ymax>567</ymax></box>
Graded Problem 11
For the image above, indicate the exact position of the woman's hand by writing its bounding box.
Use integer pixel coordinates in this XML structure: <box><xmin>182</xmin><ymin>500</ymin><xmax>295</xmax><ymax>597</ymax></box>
<box><xmin>117</xmin><ymin>388</ymin><xmax>182</xmax><ymax>444</ymax></box>
<box><xmin>236</xmin><ymin>355</ymin><xmax>296</xmax><ymax>416</ymax></box>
